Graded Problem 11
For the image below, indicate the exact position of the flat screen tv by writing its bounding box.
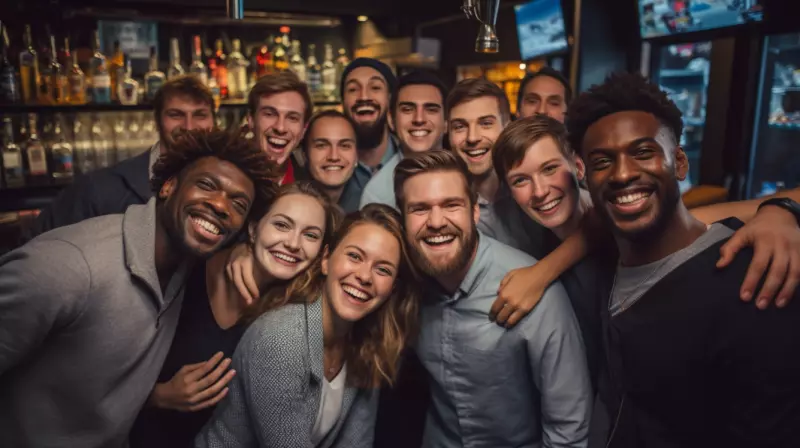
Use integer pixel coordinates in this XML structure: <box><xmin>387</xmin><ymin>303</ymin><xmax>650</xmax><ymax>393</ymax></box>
<box><xmin>639</xmin><ymin>0</ymin><xmax>764</xmax><ymax>39</ymax></box>
<box><xmin>514</xmin><ymin>0</ymin><xmax>569</xmax><ymax>61</ymax></box>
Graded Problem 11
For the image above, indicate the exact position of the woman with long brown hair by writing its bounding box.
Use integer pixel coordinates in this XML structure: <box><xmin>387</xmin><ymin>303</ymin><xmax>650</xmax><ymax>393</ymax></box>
<box><xmin>196</xmin><ymin>204</ymin><xmax>420</xmax><ymax>448</ymax></box>
<box><xmin>130</xmin><ymin>181</ymin><xmax>341</xmax><ymax>448</ymax></box>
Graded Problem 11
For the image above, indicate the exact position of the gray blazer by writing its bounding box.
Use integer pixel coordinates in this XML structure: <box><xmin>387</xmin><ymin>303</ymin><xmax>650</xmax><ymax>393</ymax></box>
<box><xmin>196</xmin><ymin>298</ymin><xmax>378</xmax><ymax>447</ymax></box>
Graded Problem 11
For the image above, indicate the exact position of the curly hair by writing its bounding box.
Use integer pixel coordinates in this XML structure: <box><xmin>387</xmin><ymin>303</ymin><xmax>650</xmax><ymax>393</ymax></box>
<box><xmin>263</xmin><ymin>203</ymin><xmax>420</xmax><ymax>389</ymax></box>
<box><xmin>243</xmin><ymin>181</ymin><xmax>344</xmax><ymax>321</ymax></box>
<box><xmin>151</xmin><ymin>128</ymin><xmax>280</xmax><ymax>220</ymax></box>
<box><xmin>565</xmin><ymin>72</ymin><xmax>683</xmax><ymax>156</ymax></box>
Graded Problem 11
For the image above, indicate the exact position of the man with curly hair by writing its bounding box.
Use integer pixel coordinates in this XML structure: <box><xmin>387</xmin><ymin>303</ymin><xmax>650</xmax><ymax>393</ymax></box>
<box><xmin>567</xmin><ymin>72</ymin><xmax>800</xmax><ymax>447</ymax></box>
<box><xmin>0</xmin><ymin>129</ymin><xmax>278</xmax><ymax>448</ymax></box>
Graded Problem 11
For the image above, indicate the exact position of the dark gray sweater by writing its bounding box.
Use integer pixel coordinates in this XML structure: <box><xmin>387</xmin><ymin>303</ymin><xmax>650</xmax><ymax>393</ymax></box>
<box><xmin>0</xmin><ymin>199</ymin><xmax>191</xmax><ymax>448</ymax></box>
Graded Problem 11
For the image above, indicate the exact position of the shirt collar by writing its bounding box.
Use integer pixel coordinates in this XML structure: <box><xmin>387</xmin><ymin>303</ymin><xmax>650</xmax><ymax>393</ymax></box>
<box><xmin>439</xmin><ymin>232</ymin><xmax>490</xmax><ymax>303</ymax></box>
<box><xmin>357</xmin><ymin>134</ymin><xmax>399</xmax><ymax>174</ymax></box>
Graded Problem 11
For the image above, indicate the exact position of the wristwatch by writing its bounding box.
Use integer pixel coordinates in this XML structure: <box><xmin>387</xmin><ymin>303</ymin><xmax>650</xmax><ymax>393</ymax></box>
<box><xmin>758</xmin><ymin>197</ymin><xmax>800</xmax><ymax>227</ymax></box>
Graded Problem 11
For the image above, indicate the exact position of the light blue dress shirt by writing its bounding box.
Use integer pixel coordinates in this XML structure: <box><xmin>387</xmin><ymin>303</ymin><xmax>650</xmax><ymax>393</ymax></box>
<box><xmin>358</xmin><ymin>152</ymin><xmax>403</xmax><ymax>210</ymax></box>
<box><xmin>415</xmin><ymin>233</ymin><xmax>592</xmax><ymax>448</ymax></box>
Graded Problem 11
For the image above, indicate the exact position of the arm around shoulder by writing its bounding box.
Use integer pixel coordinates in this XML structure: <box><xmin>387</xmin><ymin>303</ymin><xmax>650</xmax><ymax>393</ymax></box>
<box><xmin>522</xmin><ymin>282</ymin><xmax>592</xmax><ymax>447</ymax></box>
<box><xmin>0</xmin><ymin>239</ymin><xmax>91</xmax><ymax>374</ymax></box>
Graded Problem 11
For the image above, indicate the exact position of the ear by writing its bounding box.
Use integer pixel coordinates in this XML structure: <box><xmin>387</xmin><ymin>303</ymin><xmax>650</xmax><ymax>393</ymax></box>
<box><xmin>387</xmin><ymin>110</ymin><xmax>396</xmax><ymax>134</ymax></box>
<box><xmin>248</xmin><ymin>221</ymin><xmax>258</xmax><ymax>245</ymax></box>
<box><xmin>158</xmin><ymin>177</ymin><xmax>177</xmax><ymax>200</ymax></box>
<box><xmin>472</xmin><ymin>202</ymin><xmax>481</xmax><ymax>226</ymax></box>
<box><xmin>574</xmin><ymin>155</ymin><xmax>586</xmax><ymax>182</ymax></box>
<box><xmin>320</xmin><ymin>246</ymin><xmax>331</xmax><ymax>276</ymax></box>
<box><xmin>674</xmin><ymin>146</ymin><xmax>689</xmax><ymax>182</ymax></box>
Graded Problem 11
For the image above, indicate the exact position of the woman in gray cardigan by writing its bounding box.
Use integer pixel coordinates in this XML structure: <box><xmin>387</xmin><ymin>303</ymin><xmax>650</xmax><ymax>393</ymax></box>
<box><xmin>196</xmin><ymin>204</ymin><xmax>420</xmax><ymax>447</ymax></box>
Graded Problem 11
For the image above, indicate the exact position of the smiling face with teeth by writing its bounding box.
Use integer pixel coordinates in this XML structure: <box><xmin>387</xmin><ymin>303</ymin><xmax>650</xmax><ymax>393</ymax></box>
<box><xmin>250</xmin><ymin>193</ymin><xmax>327</xmax><ymax>281</ymax></box>
<box><xmin>390</xmin><ymin>84</ymin><xmax>447</xmax><ymax>155</ymax></box>
<box><xmin>449</xmin><ymin>96</ymin><xmax>506</xmax><ymax>179</ymax></box>
<box><xmin>506</xmin><ymin>136</ymin><xmax>586</xmax><ymax>240</ymax></box>
<box><xmin>581</xmin><ymin>110</ymin><xmax>687</xmax><ymax>241</ymax></box>
<box><xmin>305</xmin><ymin>114</ymin><xmax>358</xmax><ymax>194</ymax></box>
<box><xmin>160</xmin><ymin>157</ymin><xmax>255</xmax><ymax>258</ymax></box>
<box><xmin>401</xmin><ymin>170</ymin><xmax>479</xmax><ymax>280</ymax></box>
<box><xmin>342</xmin><ymin>67</ymin><xmax>391</xmax><ymax>150</ymax></box>
<box><xmin>248</xmin><ymin>91</ymin><xmax>308</xmax><ymax>167</ymax></box>
<box><xmin>321</xmin><ymin>222</ymin><xmax>400</xmax><ymax>324</ymax></box>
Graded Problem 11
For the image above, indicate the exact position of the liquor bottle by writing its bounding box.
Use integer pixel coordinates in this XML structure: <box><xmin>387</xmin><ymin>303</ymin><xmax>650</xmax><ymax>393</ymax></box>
<box><xmin>209</xmin><ymin>39</ymin><xmax>228</xmax><ymax>99</ymax></box>
<box><xmin>44</xmin><ymin>35</ymin><xmax>68</xmax><ymax>104</ymax></box>
<box><xmin>273</xmin><ymin>30</ymin><xmax>289</xmax><ymax>72</ymax></box>
<box><xmin>280</xmin><ymin>27</ymin><xmax>292</xmax><ymax>53</ymax></box>
<box><xmin>117</xmin><ymin>56</ymin><xmax>139</xmax><ymax>105</ymax></box>
<box><xmin>109</xmin><ymin>40</ymin><xmax>124</xmax><ymax>101</ymax></box>
<box><xmin>144</xmin><ymin>46</ymin><xmax>166</xmax><ymax>103</ymax></box>
<box><xmin>48</xmin><ymin>114</ymin><xmax>74</xmax><ymax>183</ymax></box>
<box><xmin>89</xmin><ymin>31</ymin><xmax>111</xmax><ymax>104</ymax></box>
<box><xmin>1</xmin><ymin>117</ymin><xmax>24</xmax><ymax>188</ymax></box>
<box><xmin>334</xmin><ymin>48</ymin><xmax>350</xmax><ymax>100</ymax></box>
<box><xmin>19</xmin><ymin>25</ymin><xmax>40</xmax><ymax>104</ymax></box>
<box><xmin>73</xmin><ymin>118</ymin><xmax>94</xmax><ymax>174</ymax></box>
<box><xmin>24</xmin><ymin>114</ymin><xmax>49</xmax><ymax>185</ymax></box>
<box><xmin>289</xmin><ymin>40</ymin><xmax>306</xmax><ymax>82</ymax></box>
<box><xmin>189</xmin><ymin>35</ymin><xmax>208</xmax><ymax>85</ymax></box>
<box><xmin>227</xmin><ymin>39</ymin><xmax>248</xmax><ymax>100</ymax></box>
<box><xmin>321</xmin><ymin>44</ymin><xmax>336</xmax><ymax>100</ymax></box>
<box><xmin>255</xmin><ymin>41</ymin><xmax>273</xmax><ymax>78</ymax></box>
<box><xmin>91</xmin><ymin>117</ymin><xmax>113</xmax><ymax>169</ymax></box>
<box><xmin>168</xmin><ymin>38</ymin><xmax>185</xmax><ymax>80</ymax></box>
<box><xmin>306</xmin><ymin>44</ymin><xmax>321</xmax><ymax>99</ymax></box>
<box><xmin>67</xmin><ymin>50</ymin><xmax>86</xmax><ymax>104</ymax></box>
<box><xmin>58</xmin><ymin>37</ymin><xmax>71</xmax><ymax>68</ymax></box>
<box><xmin>0</xmin><ymin>23</ymin><xmax>20</xmax><ymax>103</ymax></box>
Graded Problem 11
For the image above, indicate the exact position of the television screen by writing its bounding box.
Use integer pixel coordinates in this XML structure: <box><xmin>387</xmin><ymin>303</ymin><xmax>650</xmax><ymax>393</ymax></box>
<box><xmin>515</xmin><ymin>0</ymin><xmax>569</xmax><ymax>61</ymax></box>
<box><xmin>639</xmin><ymin>0</ymin><xmax>764</xmax><ymax>39</ymax></box>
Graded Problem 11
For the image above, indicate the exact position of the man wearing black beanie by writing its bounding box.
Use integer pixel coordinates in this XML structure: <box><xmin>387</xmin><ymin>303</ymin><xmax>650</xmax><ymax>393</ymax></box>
<box><xmin>338</xmin><ymin>58</ymin><xmax>399</xmax><ymax>212</ymax></box>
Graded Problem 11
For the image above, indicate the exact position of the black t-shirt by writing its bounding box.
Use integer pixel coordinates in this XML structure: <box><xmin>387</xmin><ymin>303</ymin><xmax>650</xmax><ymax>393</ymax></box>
<box><xmin>129</xmin><ymin>264</ymin><xmax>247</xmax><ymax>448</ymax></box>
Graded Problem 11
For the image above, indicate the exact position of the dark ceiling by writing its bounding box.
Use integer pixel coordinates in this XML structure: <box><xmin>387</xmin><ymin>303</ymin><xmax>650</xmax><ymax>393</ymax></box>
<box><xmin>32</xmin><ymin>0</ymin><xmax>461</xmax><ymax>21</ymax></box>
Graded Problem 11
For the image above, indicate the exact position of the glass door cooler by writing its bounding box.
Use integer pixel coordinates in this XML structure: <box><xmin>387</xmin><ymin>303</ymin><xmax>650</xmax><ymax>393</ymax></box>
<box><xmin>747</xmin><ymin>32</ymin><xmax>800</xmax><ymax>197</ymax></box>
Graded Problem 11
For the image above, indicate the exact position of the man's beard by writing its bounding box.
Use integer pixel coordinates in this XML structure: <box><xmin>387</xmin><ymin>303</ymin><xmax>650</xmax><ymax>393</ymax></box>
<box><xmin>353</xmin><ymin>112</ymin><xmax>388</xmax><ymax>150</ymax></box>
<box><xmin>410</xmin><ymin>224</ymin><xmax>478</xmax><ymax>279</ymax></box>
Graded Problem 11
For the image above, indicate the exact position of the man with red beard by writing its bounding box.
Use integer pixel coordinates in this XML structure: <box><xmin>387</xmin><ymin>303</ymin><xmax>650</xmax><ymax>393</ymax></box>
<box><xmin>247</xmin><ymin>71</ymin><xmax>313</xmax><ymax>185</ymax></box>
<box><xmin>394</xmin><ymin>150</ymin><xmax>591</xmax><ymax>447</ymax></box>
<box><xmin>359</xmin><ymin>71</ymin><xmax>448</xmax><ymax>209</ymax></box>
<box><xmin>338</xmin><ymin>58</ymin><xmax>398</xmax><ymax>208</ymax></box>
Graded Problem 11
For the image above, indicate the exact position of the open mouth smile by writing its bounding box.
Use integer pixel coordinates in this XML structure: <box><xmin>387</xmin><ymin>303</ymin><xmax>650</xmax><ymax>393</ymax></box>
<box><xmin>422</xmin><ymin>234</ymin><xmax>456</xmax><ymax>249</ymax></box>
<box><xmin>342</xmin><ymin>283</ymin><xmax>372</xmax><ymax>303</ymax></box>
<box><xmin>408</xmin><ymin>129</ymin><xmax>432</xmax><ymax>138</ymax></box>
<box><xmin>608</xmin><ymin>189</ymin><xmax>654</xmax><ymax>214</ymax></box>
<box><xmin>270</xmin><ymin>250</ymin><xmax>300</xmax><ymax>266</ymax></box>
<box><xmin>188</xmin><ymin>213</ymin><xmax>225</xmax><ymax>244</ymax></box>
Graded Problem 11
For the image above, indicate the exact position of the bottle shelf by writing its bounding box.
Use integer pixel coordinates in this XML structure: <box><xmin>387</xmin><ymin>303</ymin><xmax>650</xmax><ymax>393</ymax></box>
<box><xmin>0</xmin><ymin>100</ymin><xmax>339</xmax><ymax>114</ymax></box>
<box><xmin>768</xmin><ymin>121</ymin><xmax>800</xmax><ymax>130</ymax></box>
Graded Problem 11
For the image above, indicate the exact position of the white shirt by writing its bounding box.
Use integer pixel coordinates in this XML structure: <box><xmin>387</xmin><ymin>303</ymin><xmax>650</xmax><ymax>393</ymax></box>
<box><xmin>311</xmin><ymin>363</ymin><xmax>347</xmax><ymax>446</ymax></box>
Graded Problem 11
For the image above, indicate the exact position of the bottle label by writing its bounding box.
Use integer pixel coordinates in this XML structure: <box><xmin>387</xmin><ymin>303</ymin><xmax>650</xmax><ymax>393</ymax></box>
<box><xmin>54</xmin><ymin>150</ymin><xmax>74</xmax><ymax>174</ymax></box>
<box><xmin>146</xmin><ymin>77</ymin><xmax>165</xmax><ymax>100</ymax></box>
<box><xmin>69</xmin><ymin>76</ymin><xmax>85</xmax><ymax>96</ymax></box>
<box><xmin>93</xmin><ymin>74</ymin><xmax>111</xmax><ymax>89</ymax></box>
<box><xmin>3</xmin><ymin>151</ymin><xmax>21</xmax><ymax>169</ymax></box>
<box><xmin>27</xmin><ymin>144</ymin><xmax>48</xmax><ymax>175</ymax></box>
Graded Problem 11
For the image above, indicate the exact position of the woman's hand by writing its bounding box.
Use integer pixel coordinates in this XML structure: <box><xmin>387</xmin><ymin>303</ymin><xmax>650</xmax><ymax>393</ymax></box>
<box><xmin>149</xmin><ymin>352</ymin><xmax>236</xmax><ymax>412</ymax></box>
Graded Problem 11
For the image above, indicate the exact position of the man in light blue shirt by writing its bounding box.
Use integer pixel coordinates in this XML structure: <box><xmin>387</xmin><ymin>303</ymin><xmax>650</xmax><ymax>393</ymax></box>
<box><xmin>359</xmin><ymin>71</ymin><xmax>449</xmax><ymax>209</ymax></box>
<box><xmin>394</xmin><ymin>150</ymin><xmax>592</xmax><ymax>447</ymax></box>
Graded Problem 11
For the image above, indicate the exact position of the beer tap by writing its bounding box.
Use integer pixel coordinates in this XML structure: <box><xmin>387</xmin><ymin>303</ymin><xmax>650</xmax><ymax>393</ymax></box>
<box><xmin>462</xmin><ymin>0</ymin><xmax>500</xmax><ymax>53</ymax></box>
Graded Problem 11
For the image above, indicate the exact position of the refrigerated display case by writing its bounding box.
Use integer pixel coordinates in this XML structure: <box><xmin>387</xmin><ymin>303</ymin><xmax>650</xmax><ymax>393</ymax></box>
<box><xmin>747</xmin><ymin>32</ymin><xmax>800</xmax><ymax>198</ymax></box>
<box><xmin>653</xmin><ymin>41</ymin><xmax>712</xmax><ymax>191</ymax></box>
